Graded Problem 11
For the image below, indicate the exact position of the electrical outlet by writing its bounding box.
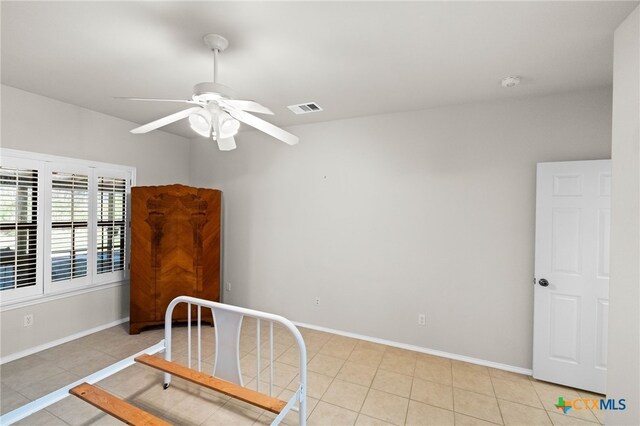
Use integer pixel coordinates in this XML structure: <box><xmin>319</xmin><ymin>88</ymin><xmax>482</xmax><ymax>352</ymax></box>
<box><xmin>418</xmin><ymin>314</ymin><xmax>426</xmax><ymax>326</ymax></box>
<box><xmin>24</xmin><ymin>314</ymin><xmax>34</xmax><ymax>327</ymax></box>
<box><xmin>225</xmin><ymin>282</ymin><xmax>231</xmax><ymax>292</ymax></box>
<box><xmin>315</xmin><ymin>297</ymin><xmax>320</xmax><ymax>306</ymax></box>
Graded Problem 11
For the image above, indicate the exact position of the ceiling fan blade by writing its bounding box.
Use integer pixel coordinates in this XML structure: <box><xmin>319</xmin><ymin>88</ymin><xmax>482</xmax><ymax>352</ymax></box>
<box><xmin>220</xmin><ymin>99</ymin><xmax>274</xmax><ymax>115</ymax></box>
<box><xmin>116</xmin><ymin>97</ymin><xmax>196</xmax><ymax>104</ymax></box>
<box><xmin>217</xmin><ymin>136</ymin><xmax>237</xmax><ymax>151</ymax></box>
<box><xmin>226</xmin><ymin>109</ymin><xmax>299</xmax><ymax>146</ymax></box>
<box><xmin>130</xmin><ymin>107</ymin><xmax>201</xmax><ymax>134</ymax></box>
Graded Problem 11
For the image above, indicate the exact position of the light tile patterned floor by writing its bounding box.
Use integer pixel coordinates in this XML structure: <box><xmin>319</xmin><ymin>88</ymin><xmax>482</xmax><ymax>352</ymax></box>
<box><xmin>0</xmin><ymin>320</ymin><xmax>604</xmax><ymax>425</ymax></box>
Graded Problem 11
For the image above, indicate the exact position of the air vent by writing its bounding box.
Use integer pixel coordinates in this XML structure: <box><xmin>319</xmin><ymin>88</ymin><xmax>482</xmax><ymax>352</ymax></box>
<box><xmin>287</xmin><ymin>102</ymin><xmax>323</xmax><ymax>115</ymax></box>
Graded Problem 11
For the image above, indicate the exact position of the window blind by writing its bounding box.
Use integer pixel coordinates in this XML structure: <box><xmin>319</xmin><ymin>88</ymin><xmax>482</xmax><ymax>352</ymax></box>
<box><xmin>0</xmin><ymin>166</ymin><xmax>38</xmax><ymax>291</ymax></box>
<box><xmin>96</xmin><ymin>176</ymin><xmax>127</xmax><ymax>275</ymax></box>
<box><xmin>50</xmin><ymin>172</ymin><xmax>89</xmax><ymax>282</ymax></box>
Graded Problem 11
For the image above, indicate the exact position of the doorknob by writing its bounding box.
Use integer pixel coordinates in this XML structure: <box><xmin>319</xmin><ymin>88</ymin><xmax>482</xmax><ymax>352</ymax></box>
<box><xmin>538</xmin><ymin>278</ymin><xmax>549</xmax><ymax>287</ymax></box>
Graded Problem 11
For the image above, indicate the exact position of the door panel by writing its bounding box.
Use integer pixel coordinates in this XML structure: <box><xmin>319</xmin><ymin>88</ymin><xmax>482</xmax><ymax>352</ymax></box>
<box><xmin>553</xmin><ymin>174</ymin><xmax>583</xmax><ymax>196</ymax></box>
<box><xmin>533</xmin><ymin>160</ymin><xmax>611</xmax><ymax>394</ymax></box>
<box><xmin>549</xmin><ymin>294</ymin><xmax>580</xmax><ymax>363</ymax></box>
<box><xmin>599</xmin><ymin>173</ymin><xmax>611</xmax><ymax>197</ymax></box>
<box><xmin>552</xmin><ymin>209</ymin><xmax>582</xmax><ymax>274</ymax></box>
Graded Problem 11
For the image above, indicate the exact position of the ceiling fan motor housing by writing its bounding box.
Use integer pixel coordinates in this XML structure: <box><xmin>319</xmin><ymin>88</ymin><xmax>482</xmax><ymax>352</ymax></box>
<box><xmin>192</xmin><ymin>82</ymin><xmax>237</xmax><ymax>102</ymax></box>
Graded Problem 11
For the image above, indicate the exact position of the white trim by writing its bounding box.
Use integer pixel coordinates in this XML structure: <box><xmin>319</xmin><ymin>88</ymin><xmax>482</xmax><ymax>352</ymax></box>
<box><xmin>0</xmin><ymin>316</ymin><xmax>130</xmax><ymax>365</ymax></box>
<box><xmin>0</xmin><ymin>280</ymin><xmax>128</xmax><ymax>312</ymax></box>
<box><xmin>293</xmin><ymin>321</ymin><xmax>533</xmax><ymax>376</ymax></box>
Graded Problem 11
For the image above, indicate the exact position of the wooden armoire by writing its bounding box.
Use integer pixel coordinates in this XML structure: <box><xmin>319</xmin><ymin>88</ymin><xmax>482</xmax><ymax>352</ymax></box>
<box><xmin>129</xmin><ymin>184</ymin><xmax>221</xmax><ymax>334</ymax></box>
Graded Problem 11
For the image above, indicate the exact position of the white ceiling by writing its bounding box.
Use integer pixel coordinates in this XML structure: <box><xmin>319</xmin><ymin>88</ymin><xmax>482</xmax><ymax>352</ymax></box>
<box><xmin>2</xmin><ymin>1</ymin><xmax>637</xmax><ymax>138</ymax></box>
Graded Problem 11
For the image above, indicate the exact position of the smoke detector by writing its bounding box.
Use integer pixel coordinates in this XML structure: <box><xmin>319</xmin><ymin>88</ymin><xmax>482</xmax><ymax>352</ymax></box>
<box><xmin>501</xmin><ymin>76</ymin><xmax>521</xmax><ymax>88</ymax></box>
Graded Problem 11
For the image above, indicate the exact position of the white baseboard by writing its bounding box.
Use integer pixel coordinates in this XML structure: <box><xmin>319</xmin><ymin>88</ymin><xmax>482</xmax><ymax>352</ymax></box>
<box><xmin>0</xmin><ymin>317</ymin><xmax>130</xmax><ymax>365</ymax></box>
<box><xmin>1</xmin><ymin>316</ymin><xmax>532</xmax><ymax>376</ymax></box>
<box><xmin>293</xmin><ymin>321</ymin><xmax>533</xmax><ymax>376</ymax></box>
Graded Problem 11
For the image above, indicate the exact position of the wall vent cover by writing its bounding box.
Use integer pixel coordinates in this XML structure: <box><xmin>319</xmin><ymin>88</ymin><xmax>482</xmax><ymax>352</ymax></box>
<box><xmin>287</xmin><ymin>102</ymin><xmax>323</xmax><ymax>115</ymax></box>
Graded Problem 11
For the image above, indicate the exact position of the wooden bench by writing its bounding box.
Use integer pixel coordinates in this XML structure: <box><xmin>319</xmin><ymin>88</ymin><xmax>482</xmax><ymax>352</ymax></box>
<box><xmin>135</xmin><ymin>354</ymin><xmax>288</xmax><ymax>414</ymax></box>
<box><xmin>69</xmin><ymin>383</ymin><xmax>170</xmax><ymax>426</ymax></box>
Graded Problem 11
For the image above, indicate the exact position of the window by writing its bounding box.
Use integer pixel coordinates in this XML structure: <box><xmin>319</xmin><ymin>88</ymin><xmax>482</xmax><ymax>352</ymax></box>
<box><xmin>0</xmin><ymin>159</ymin><xmax>43</xmax><ymax>302</ymax></box>
<box><xmin>0</xmin><ymin>150</ymin><xmax>134</xmax><ymax>305</ymax></box>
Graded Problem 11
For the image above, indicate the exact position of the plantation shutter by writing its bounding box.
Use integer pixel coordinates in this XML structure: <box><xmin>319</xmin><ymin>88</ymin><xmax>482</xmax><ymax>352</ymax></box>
<box><xmin>50</xmin><ymin>171</ymin><xmax>89</xmax><ymax>283</ymax></box>
<box><xmin>96</xmin><ymin>175</ymin><xmax>127</xmax><ymax>275</ymax></box>
<box><xmin>0</xmin><ymin>166</ymin><xmax>39</xmax><ymax>291</ymax></box>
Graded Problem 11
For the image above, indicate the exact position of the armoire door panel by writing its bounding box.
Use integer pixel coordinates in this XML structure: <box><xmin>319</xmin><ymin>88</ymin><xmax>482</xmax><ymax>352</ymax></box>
<box><xmin>130</xmin><ymin>184</ymin><xmax>221</xmax><ymax>334</ymax></box>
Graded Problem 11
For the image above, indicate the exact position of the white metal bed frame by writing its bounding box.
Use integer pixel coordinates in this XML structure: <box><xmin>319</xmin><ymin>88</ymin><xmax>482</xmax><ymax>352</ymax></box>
<box><xmin>0</xmin><ymin>296</ymin><xmax>307</xmax><ymax>425</ymax></box>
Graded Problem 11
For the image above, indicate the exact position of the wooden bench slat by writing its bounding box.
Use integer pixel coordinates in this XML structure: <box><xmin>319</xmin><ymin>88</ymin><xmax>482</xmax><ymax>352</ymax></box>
<box><xmin>69</xmin><ymin>383</ymin><xmax>171</xmax><ymax>426</ymax></box>
<box><xmin>135</xmin><ymin>354</ymin><xmax>287</xmax><ymax>414</ymax></box>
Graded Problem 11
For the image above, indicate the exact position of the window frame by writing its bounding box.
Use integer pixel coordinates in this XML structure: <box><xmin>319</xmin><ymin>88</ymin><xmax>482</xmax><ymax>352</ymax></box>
<box><xmin>0</xmin><ymin>149</ymin><xmax>135</xmax><ymax>308</ymax></box>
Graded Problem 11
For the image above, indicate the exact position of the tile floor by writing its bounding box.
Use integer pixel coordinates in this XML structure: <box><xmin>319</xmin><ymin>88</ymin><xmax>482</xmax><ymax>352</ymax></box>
<box><xmin>1</xmin><ymin>320</ymin><xmax>604</xmax><ymax>425</ymax></box>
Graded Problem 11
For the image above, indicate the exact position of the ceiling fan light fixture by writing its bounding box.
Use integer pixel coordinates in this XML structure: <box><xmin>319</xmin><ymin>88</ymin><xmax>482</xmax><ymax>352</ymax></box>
<box><xmin>189</xmin><ymin>109</ymin><xmax>212</xmax><ymax>137</ymax></box>
<box><xmin>218</xmin><ymin>113</ymin><xmax>240</xmax><ymax>139</ymax></box>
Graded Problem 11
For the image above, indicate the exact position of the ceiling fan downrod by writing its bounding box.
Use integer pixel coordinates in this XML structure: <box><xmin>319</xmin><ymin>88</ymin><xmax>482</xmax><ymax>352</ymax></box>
<box><xmin>203</xmin><ymin>34</ymin><xmax>229</xmax><ymax>84</ymax></box>
<box><xmin>213</xmin><ymin>48</ymin><xmax>218</xmax><ymax>83</ymax></box>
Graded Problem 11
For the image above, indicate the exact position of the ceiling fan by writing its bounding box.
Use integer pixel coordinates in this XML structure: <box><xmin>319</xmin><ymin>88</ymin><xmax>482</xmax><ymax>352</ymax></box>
<box><xmin>119</xmin><ymin>34</ymin><xmax>299</xmax><ymax>151</ymax></box>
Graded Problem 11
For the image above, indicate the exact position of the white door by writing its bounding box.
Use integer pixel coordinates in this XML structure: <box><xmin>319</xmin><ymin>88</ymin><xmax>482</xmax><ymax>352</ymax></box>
<box><xmin>533</xmin><ymin>160</ymin><xmax>611</xmax><ymax>394</ymax></box>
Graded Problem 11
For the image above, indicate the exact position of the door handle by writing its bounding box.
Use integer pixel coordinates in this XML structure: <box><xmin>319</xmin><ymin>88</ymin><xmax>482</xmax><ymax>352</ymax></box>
<box><xmin>538</xmin><ymin>278</ymin><xmax>549</xmax><ymax>287</ymax></box>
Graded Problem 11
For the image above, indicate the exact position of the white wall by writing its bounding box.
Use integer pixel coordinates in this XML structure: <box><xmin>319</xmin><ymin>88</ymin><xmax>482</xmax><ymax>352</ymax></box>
<box><xmin>1</xmin><ymin>85</ymin><xmax>190</xmax><ymax>186</ymax></box>
<box><xmin>0</xmin><ymin>85</ymin><xmax>191</xmax><ymax>359</ymax></box>
<box><xmin>0</xmin><ymin>83</ymin><xmax>619</xmax><ymax>372</ymax></box>
<box><xmin>607</xmin><ymin>5</ymin><xmax>640</xmax><ymax>425</ymax></box>
<box><xmin>190</xmin><ymin>88</ymin><xmax>612</xmax><ymax>369</ymax></box>
<box><xmin>1</xmin><ymin>286</ymin><xmax>130</xmax><ymax>360</ymax></box>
